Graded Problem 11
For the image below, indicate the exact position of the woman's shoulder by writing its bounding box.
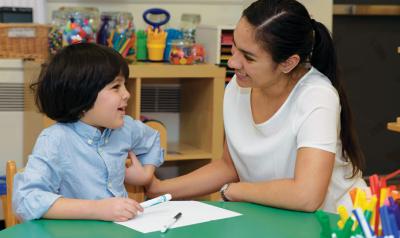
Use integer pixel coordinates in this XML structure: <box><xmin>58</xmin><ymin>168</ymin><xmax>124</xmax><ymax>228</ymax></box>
<box><xmin>295</xmin><ymin>68</ymin><xmax>338</xmax><ymax>99</ymax></box>
<box><xmin>299</xmin><ymin>67</ymin><xmax>335</xmax><ymax>88</ymax></box>
<box><xmin>293</xmin><ymin>68</ymin><xmax>340</xmax><ymax>110</ymax></box>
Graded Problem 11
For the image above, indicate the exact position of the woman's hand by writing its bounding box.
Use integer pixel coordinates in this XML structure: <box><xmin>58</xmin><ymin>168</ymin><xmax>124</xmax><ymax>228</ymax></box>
<box><xmin>95</xmin><ymin>197</ymin><xmax>143</xmax><ymax>222</ymax></box>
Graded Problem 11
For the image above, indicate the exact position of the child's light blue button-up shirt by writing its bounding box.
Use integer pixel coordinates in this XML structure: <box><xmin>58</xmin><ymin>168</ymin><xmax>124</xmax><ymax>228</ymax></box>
<box><xmin>13</xmin><ymin>116</ymin><xmax>163</xmax><ymax>221</ymax></box>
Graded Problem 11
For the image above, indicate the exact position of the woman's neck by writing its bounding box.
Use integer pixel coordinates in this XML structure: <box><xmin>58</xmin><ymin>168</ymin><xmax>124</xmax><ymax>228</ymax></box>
<box><xmin>257</xmin><ymin>66</ymin><xmax>309</xmax><ymax>101</ymax></box>
<box><xmin>250</xmin><ymin>66</ymin><xmax>310</xmax><ymax>124</ymax></box>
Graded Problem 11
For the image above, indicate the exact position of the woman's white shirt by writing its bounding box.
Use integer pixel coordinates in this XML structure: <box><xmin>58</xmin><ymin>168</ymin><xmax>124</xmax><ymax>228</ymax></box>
<box><xmin>223</xmin><ymin>67</ymin><xmax>366</xmax><ymax>213</ymax></box>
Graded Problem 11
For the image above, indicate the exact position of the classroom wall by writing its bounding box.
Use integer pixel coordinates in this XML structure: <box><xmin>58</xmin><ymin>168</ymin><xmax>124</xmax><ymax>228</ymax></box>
<box><xmin>242</xmin><ymin>0</ymin><xmax>333</xmax><ymax>30</ymax></box>
<box><xmin>0</xmin><ymin>0</ymin><xmax>332</xmax><ymax>31</ymax></box>
<box><xmin>46</xmin><ymin>1</ymin><xmax>243</xmax><ymax>30</ymax></box>
<box><xmin>46</xmin><ymin>0</ymin><xmax>332</xmax><ymax>31</ymax></box>
<box><xmin>298</xmin><ymin>0</ymin><xmax>333</xmax><ymax>31</ymax></box>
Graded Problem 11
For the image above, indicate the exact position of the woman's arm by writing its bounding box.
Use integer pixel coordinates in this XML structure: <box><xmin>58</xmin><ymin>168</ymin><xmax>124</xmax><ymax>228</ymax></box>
<box><xmin>146</xmin><ymin>141</ymin><xmax>240</xmax><ymax>199</ymax></box>
<box><xmin>44</xmin><ymin>197</ymin><xmax>143</xmax><ymax>222</ymax></box>
<box><xmin>224</xmin><ymin>147</ymin><xmax>335</xmax><ymax>212</ymax></box>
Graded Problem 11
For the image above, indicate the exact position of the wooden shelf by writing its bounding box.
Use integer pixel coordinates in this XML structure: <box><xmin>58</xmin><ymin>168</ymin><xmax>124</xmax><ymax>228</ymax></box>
<box><xmin>126</xmin><ymin>63</ymin><xmax>225</xmax><ymax>163</ymax></box>
<box><xmin>166</xmin><ymin>143</ymin><xmax>213</xmax><ymax>161</ymax></box>
<box><xmin>126</xmin><ymin>63</ymin><xmax>225</xmax><ymax>201</ymax></box>
<box><xmin>130</xmin><ymin>62</ymin><xmax>224</xmax><ymax>78</ymax></box>
<box><xmin>387</xmin><ymin>117</ymin><xmax>400</xmax><ymax>133</ymax></box>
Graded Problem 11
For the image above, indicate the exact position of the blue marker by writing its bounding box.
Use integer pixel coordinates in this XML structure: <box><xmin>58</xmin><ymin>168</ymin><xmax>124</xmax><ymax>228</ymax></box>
<box><xmin>140</xmin><ymin>194</ymin><xmax>172</xmax><ymax>208</ymax></box>
<box><xmin>353</xmin><ymin>208</ymin><xmax>374</xmax><ymax>238</ymax></box>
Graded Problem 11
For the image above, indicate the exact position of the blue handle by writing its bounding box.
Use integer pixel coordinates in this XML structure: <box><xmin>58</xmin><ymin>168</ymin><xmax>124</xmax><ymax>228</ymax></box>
<box><xmin>143</xmin><ymin>8</ymin><xmax>170</xmax><ymax>29</ymax></box>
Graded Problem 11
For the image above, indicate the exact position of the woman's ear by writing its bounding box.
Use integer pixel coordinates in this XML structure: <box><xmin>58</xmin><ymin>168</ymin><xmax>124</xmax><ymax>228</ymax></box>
<box><xmin>279</xmin><ymin>54</ymin><xmax>300</xmax><ymax>74</ymax></box>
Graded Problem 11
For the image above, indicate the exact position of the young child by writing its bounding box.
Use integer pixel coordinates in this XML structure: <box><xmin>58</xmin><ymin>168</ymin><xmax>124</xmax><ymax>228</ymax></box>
<box><xmin>13</xmin><ymin>43</ymin><xmax>164</xmax><ymax>222</ymax></box>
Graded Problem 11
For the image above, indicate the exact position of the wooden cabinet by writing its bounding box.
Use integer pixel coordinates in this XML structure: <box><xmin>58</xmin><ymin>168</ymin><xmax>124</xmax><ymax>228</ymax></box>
<box><xmin>23</xmin><ymin>62</ymin><xmax>225</xmax><ymax>200</ymax></box>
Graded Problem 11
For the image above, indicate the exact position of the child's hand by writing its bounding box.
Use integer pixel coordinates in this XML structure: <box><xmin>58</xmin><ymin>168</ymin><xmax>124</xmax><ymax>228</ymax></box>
<box><xmin>96</xmin><ymin>197</ymin><xmax>143</xmax><ymax>222</ymax></box>
<box><xmin>125</xmin><ymin>151</ymin><xmax>155</xmax><ymax>186</ymax></box>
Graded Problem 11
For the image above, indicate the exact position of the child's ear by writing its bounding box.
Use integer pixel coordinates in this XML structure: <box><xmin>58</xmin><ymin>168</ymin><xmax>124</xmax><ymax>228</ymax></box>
<box><xmin>279</xmin><ymin>54</ymin><xmax>300</xmax><ymax>74</ymax></box>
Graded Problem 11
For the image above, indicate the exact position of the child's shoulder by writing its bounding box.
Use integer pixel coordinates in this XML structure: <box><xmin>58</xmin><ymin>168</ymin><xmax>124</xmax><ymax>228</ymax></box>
<box><xmin>122</xmin><ymin>115</ymin><xmax>142</xmax><ymax>128</ymax></box>
<box><xmin>33</xmin><ymin>123</ymin><xmax>72</xmax><ymax>153</ymax></box>
<box><xmin>39</xmin><ymin>123</ymin><xmax>72</xmax><ymax>141</ymax></box>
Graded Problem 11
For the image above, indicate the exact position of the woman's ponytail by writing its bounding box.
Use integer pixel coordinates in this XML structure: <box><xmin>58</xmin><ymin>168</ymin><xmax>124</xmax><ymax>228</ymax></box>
<box><xmin>311</xmin><ymin>19</ymin><xmax>365</xmax><ymax>177</ymax></box>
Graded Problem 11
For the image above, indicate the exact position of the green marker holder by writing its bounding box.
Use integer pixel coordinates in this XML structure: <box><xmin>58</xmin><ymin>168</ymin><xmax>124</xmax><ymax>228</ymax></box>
<box><xmin>136</xmin><ymin>30</ymin><xmax>147</xmax><ymax>61</ymax></box>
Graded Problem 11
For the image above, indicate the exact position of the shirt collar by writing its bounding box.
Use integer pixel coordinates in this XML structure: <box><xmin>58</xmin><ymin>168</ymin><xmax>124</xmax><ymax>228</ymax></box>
<box><xmin>69</xmin><ymin>120</ymin><xmax>111</xmax><ymax>144</ymax></box>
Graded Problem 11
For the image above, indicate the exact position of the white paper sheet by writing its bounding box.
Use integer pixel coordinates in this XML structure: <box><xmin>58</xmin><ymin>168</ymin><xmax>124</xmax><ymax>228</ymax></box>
<box><xmin>115</xmin><ymin>201</ymin><xmax>242</xmax><ymax>233</ymax></box>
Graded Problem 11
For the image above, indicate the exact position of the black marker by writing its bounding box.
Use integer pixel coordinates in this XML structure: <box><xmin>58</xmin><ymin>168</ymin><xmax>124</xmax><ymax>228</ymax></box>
<box><xmin>160</xmin><ymin>212</ymin><xmax>182</xmax><ymax>233</ymax></box>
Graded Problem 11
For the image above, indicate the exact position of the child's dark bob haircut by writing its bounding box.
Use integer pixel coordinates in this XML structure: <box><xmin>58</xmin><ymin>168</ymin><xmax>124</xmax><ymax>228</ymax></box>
<box><xmin>31</xmin><ymin>43</ymin><xmax>129</xmax><ymax>123</ymax></box>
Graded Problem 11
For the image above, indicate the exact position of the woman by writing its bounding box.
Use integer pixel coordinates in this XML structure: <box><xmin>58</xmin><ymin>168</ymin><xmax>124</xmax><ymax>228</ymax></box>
<box><xmin>146</xmin><ymin>0</ymin><xmax>366</xmax><ymax>213</ymax></box>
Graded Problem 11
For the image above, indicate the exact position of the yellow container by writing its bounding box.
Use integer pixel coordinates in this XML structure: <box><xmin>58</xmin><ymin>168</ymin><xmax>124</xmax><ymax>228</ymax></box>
<box><xmin>147</xmin><ymin>43</ymin><xmax>165</xmax><ymax>61</ymax></box>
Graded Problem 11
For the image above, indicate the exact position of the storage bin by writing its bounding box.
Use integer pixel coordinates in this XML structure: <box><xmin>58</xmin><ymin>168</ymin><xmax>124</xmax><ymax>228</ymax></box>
<box><xmin>0</xmin><ymin>23</ymin><xmax>50</xmax><ymax>61</ymax></box>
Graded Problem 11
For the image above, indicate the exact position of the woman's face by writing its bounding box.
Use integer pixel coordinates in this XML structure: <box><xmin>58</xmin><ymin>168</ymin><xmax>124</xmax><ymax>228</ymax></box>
<box><xmin>228</xmin><ymin>17</ymin><xmax>283</xmax><ymax>89</ymax></box>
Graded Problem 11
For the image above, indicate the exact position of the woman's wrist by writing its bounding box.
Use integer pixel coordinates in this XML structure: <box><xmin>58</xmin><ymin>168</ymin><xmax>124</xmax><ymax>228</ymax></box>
<box><xmin>145</xmin><ymin>176</ymin><xmax>162</xmax><ymax>198</ymax></box>
<box><xmin>226</xmin><ymin>182</ymin><xmax>243</xmax><ymax>202</ymax></box>
<box><xmin>220</xmin><ymin>182</ymin><xmax>237</xmax><ymax>201</ymax></box>
<box><xmin>220</xmin><ymin>183</ymin><xmax>230</xmax><ymax>201</ymax></box>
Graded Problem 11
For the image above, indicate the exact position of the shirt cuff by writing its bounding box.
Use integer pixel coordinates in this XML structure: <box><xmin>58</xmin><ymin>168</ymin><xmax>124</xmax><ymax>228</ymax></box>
<box><xmin>16</xmin><ymin>192</ymin><xmax>62</xmax><ymax>221</ymax></box>
<box><xmin>139</xmin><ymin>148</ymin><xmax>164</xmax><ymax>167</ymax></box>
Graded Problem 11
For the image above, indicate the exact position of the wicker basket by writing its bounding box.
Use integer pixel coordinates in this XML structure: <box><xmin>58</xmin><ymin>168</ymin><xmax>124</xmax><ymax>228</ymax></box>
<box><xmin>0</xmin><ymin>24</ymin><xmax>50</xmax><ymax>61</ymax></box>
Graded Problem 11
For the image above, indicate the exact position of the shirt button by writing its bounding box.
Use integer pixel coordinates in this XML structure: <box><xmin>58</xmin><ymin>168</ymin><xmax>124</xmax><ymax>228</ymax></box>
<box><xmin>105</xmin><ymin>139</ymin><xmax>108</xmax><ymax>144</ymax></box>
<box><xmin>108</xmin><ymin>182</ymin><xmax>112</xmax><ymax>188</ymax></box>
<box><xmin>98</xmin><ymin>148</ymin><xmax>103</xmax><ymax>153</ymax></box>
<box><xmin>88</xmin><ymin>139</ymin><xmax>93</xmax><ymax>145</ymax></box>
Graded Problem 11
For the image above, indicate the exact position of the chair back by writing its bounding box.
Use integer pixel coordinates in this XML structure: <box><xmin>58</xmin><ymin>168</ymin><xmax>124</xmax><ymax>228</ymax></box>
<box><xmin>144</xmin><ymin>120</ymin><xmax>167</xmax><ymax>152</ymax></box>
<box><xmin>125</xmin><ymin>120</ymin><xmax>167</xmax><ymax>202</ymax></box>
<box><xmin>4</xmin><ymin>160</ymin><xmax>18</xmax><ymax>227</ymax></box>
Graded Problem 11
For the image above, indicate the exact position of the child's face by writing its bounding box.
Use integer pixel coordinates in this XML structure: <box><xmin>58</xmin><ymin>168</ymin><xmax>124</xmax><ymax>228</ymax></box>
<box><xmin>81</xmin><ymin>76</ymin><xmax>130</xmax><ymax>130</ymax></box>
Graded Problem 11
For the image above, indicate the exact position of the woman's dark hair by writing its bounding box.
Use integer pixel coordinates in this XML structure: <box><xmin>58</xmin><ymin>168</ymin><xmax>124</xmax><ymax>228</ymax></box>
<box><xmin>31</xmin><ymin>43</ymin><xmax>129</xmax><ymax>123</ymax></box>
<box><xmin>243</xmin><ymin>0</ymin><xmax>364</xmax><ymax>177</ymax></box>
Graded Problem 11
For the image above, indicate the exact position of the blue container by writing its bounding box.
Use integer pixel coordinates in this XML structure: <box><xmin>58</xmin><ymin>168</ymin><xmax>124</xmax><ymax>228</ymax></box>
<box><xmin>0</xmin><ymin>176</ymin><xmax>6</xmax><ymax>196</ymax></box>
<box><xmin>164</xmin><ymin>28</ymin><xmax>183</xmax><ymax>61</ymax></box>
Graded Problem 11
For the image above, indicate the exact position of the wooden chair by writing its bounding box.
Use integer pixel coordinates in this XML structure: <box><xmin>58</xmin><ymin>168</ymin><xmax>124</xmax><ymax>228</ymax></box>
<box><xmin>143</xmin><ymin>120</ymin><xmax>167</xmax><ymax>150</ymax></box>
<box><xmin>2</xmin><ymin>160</ymin><xmax>19</xmax><ymax>227</ymax></box>
<box><xmin>125</xmin><ymin>120</ymin><xmax>167</xmax><ymax>202</ymax></box>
